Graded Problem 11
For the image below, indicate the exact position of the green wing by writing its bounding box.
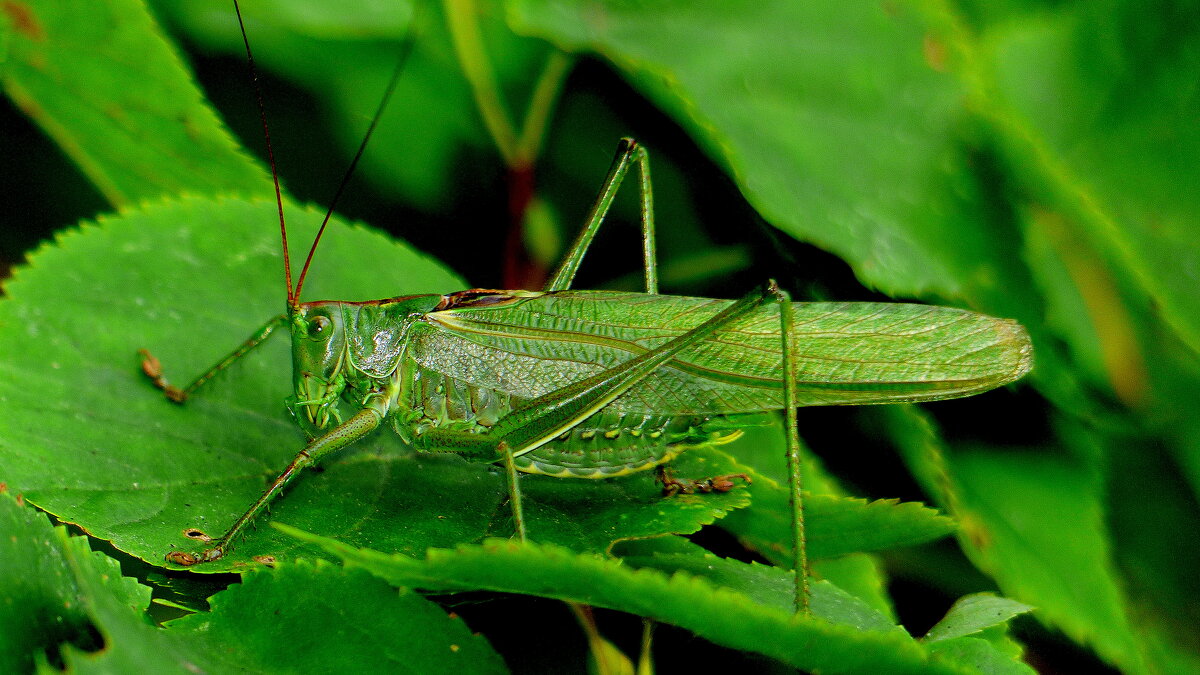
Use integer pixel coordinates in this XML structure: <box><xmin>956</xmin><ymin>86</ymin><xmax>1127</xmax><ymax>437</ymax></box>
<box><xmin>410</xmin><ymin>290</ymin><xmax>1032</xmax><ymax>415</ymax></box>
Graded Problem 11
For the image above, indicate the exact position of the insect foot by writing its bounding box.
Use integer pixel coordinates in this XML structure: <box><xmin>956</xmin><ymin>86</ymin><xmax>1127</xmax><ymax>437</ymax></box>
<box><xmin>138</xmin><ymin>349</ymin><xmax>187</xmax><ymax>402</ymax></box>
<box><xmin>164</xmin><ymin>528</ymin><xmax>229</xmax><ymax>566</ymax></box>
<box><xmin>702</xmin><ymin>473</ymin><xmax>753</xmax><ymax>493</ymax></box>
<box><xmin>657</xmin><ymin>467</ymin><xmax>752</xmax><ymax>496</ymax></box>
<box><xmin>165</xmin><ymin>550</ymin><xmax>200</xmax><ymax>566</ymax></box>
<box><xmin>165</xmin><ymin>545</ymin><xmax>228</xmax><ymax>567</ymax></box>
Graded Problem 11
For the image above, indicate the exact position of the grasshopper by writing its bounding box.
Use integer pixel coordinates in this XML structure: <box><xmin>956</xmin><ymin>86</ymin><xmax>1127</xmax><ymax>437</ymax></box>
<box><xmin>141</xmin><ymin>1</ymin><xmax>1033</xmax><ymax>613</ymax></box>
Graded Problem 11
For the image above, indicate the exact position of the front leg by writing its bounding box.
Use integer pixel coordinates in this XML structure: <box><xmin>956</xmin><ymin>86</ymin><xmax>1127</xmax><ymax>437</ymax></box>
<box><xmin>141</xmin><ymin>314</ymin><xmax>287</xmax><ymax>403</ymax></box>
<box><xmin>166</xmin><ymin>405</ymin><xmax>383</xmax><ymax>566</ymax></box>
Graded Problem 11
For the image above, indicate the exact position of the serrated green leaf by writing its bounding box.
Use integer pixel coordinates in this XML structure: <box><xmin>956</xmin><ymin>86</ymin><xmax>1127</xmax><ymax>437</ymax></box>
<box><xmin>0</xmin><ymin>492</ymin><xmax>506</xmax><ymax>673</ymax></box>
<box><xmin>1</xmin><ymin>0</ymin><xmax>266</xmax><ymax>205</ymax></box>
<box><xmin>924</xmin><ymin>594</ymin><xmax>1034</xmax><ymax>643</ymax></box>
<box><xmin>166</xmin><ymin>561</ymin><xmax>508</xmax><ymax>674</ymax></box>
<box><xmin>10</xmin><ymin>508</ymin><xmax>206</xmax><ymax>673</ymax></box>
<box><xmin>617</xmin><ymin>535</ymin><xmax>895</xmax><ymax>626</ymax></box>
<box><xmin>621</xmin><ymin>549</ymin><xmax>898</xmax><ymax>633</ymax></box>
<box><xmin>715</xmin><ymin>439</ymin><xmax>955</xmax><ymax>563</ymax></box>
<box><xmin>280</xmin><ymin>530</ymin><xmax>971</xmax><ymax>675</ymax></box>
<box><xmin>0</xmin><ymin>491</ymin><xmax>104</xmax><ymax>673</ymax></box>
<box><xmin>0</xmin><ymin>197</ymin><xmax>753</xmax><ymax>572</ymax></box>
<box><xmin>0</xmin><ymin>194</ymin><xmax>956</xmax><ymax>577</ymax></box>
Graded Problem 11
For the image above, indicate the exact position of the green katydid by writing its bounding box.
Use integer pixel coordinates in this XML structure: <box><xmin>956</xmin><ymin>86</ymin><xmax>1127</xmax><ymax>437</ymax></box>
<box><xmin>140</xmin><ymin>2</ymin><xmax>1033</xmax><ymax>615</ymax></box>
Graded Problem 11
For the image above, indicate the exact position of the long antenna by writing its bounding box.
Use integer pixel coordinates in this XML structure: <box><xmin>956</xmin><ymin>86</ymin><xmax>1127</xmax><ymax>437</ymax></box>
<box><xmin>293</xmin><ymin>25</ymin><xmax>418</xmax><ymax>304</ymax></box>
<box><xmin>232</xmin><ymin>0</ymin><xmax>293</xmax><ymax>306</ymax></box>
<box><xmin>232</xmin><ymin>1</ymin><xmax>419</xmax><ymax>307</ymax></box>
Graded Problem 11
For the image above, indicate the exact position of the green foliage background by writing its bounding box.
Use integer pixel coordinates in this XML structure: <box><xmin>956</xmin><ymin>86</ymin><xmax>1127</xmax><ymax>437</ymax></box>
<box><xmin>2</xmin><ymin>0</ymin><xmax>1198</xmax><ymax>672</ymax></box>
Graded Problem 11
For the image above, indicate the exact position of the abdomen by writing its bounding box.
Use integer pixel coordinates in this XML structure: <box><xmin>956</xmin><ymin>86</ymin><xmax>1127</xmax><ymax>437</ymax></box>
<box><xmin>401</xmin><ymin>362</ymin><xmax>757</xmax><ymax>478</ymax></box>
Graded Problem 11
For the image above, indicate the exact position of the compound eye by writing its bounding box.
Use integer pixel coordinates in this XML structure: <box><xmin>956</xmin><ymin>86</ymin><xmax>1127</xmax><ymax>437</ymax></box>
<box><xmin>307</xmin><ymin>315</ymin><xmax>332</xmax><ymax>338</ymax></box>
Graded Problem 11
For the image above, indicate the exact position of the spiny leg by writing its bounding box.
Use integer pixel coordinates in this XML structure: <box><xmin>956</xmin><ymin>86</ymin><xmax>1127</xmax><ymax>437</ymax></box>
<box><xmin>140</xmin><ymin>314</ymin><xmax>287</xmax><ymax>403</ymax></box>
<box><xmin>409</xmin><ymin>284</ymin><xmax>773</xmax><ymax>540</ymax></box>
<box><xmin>544</xmin><ymin>138</ymin><xmax>658</xmax><ymax>294</ymax></box>
<box><xmin>770</xmin><ymin>283</ymin><xmax>809</xmax><ymax>615</ymax></box>
<box><xmin>548</xmin><ymin>138</ymin><xmax>743</xmax><ymax>499</ymax></box>
<box><xmin>495</xmin><ymin>138</ymin><xmax>655</xmax><ymax>536</ymax></box>
<box><xmin>166</xmin><ymin>405</ymin><xmax>383</xmax><ymax>566</ymax></box>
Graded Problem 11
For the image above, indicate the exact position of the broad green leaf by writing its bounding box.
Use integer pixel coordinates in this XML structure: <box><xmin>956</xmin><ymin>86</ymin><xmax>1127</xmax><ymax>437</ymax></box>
<box><xmin>280</xmin><ymin>531</ymin><xmax>972</xmax><ymax>675</ymax></box>
<box><xmin>703</xmin><ymin>424</ymin><xmax>901</xmax><ymax>619</ymax></box>
<box><xmin>924</xmin><ymin>594</ymin><xmax>1034</xmax><ymax>643</ymax></box>
<box><xmin>166</xmin><ymin>561</ymin><xmax>508</xmax><ymax>674</ymax></box>
<box><xmin>1104</xmin><ymin>417</ymin><xmax>1200</xmax><ymax>656</ymax></box>
<box><xmin>508</xmin><ymin>0</ymin><xmax>994</xmax><ymax>300</ymax></box>
<box><xmin>502</xmin><ymin>0</ymin><xmax>1096</xmax><ymax>425</ymax></box>
<box><xmin>0</xmin><ymin>492</ymin><xmax>506</xmax><ymax>673</ymax></box>
<box><xmin>1</xmin><ymin>0</ymin><xmax>265</xmax><ymax>205</ymax></box>
<box><xmin>0</xmin><ymin>194</ymin><xmax>975</xmax><ymax>576</ymax></box>
<box><xmin>167</xmin><ymin>0</ymin><xmax>414</xmax><ymax>38</ymax></box>
<box><xmin>0</xmin><ymin>196</ymin><xmax>759</xmax><ymax>572</ymax></box>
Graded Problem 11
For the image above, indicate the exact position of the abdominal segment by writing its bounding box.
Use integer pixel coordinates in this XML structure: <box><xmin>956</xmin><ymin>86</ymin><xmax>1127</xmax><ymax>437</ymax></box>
<box><xmin>402</xmin><ymin>364</ymin><xmax>757</xmax><ymax>477</ymax></box>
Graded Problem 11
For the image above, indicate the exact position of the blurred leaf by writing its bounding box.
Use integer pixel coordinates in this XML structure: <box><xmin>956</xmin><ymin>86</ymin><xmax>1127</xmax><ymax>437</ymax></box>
<box><xmin>979</xmin><ymin>0</ymin><xmax>1200</xmax><ymax>358</ymax></box>
<box><xmin>1100</xmin><ymin>422</ymin><xmax>1200</xmax><ymax>667</ymax></box>
<box><xmin>926</xmin><ymin>637</ymin><xmax>1035</xmax><ymax>675</ymax></box>
<box><xmin>884</xmin><ymin>404</ymin><xmax>1170</xmax><ymax>674</ymax></box>
<box><xmin>151</xmin><ymin>0</ymin><xmax>556</xmax><ymax>209</ymax></box>
<box><xmin>508</xmin><ymin>0</ymin><xmax>1010</xmax><ymax>301</ymax></box>
<box><xmin>924</xmin><ymin>593</ymin><xmax>1034</xmax><ymax>643</ymax></box>
<box><xmin>1</xmin><ymin>0</ymin><xmax>265</xmax><ymax>205</ymax></box>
